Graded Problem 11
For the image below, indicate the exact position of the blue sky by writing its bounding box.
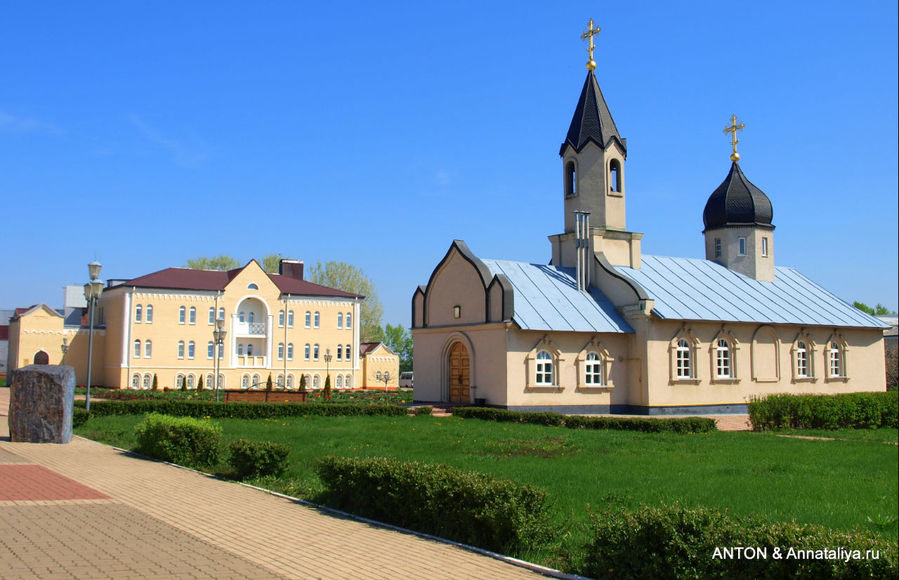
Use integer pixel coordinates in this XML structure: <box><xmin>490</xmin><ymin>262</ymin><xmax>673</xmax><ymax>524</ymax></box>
<box><xmin>2</xmin><ymin>1</ymin><xmax>897</xmax><ymax>326</ymax></box>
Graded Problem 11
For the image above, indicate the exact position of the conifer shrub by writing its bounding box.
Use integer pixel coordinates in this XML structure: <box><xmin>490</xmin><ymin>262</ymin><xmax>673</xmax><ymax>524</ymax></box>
<box><xmin>228</xmin><ymin>438</ymin><xmax>290</xmax><ymax>480</ymax></box>
<box><xmin>453</xmin><ymin>407</ymin><xmax>716</xmax><ymax>433</ymax></box>
<box><xmin>748</xmin><ymin>392</ymin><xmax>898</xmax><ymax>430</ymax></box>
<box><xmin>134</xmin><ymin>413</ymin><xmax>222</xmax><ymax>467</ymax></box>
<box><xmin>152</xmin><ymin>374</ymin><xmax>158</xmax><ymax>391</ymax></box>
<box><xmin>581</xmin><ymin>503</ymin><xmax>897</xmax><ymax>579</ymax></box>
<box><xmin>316</xmin><ymin>456</ymin><xmax>555</xmax><ymax>555</ymax></box>
<box><xmin>197</xmin><ymin>375</ymin><xmax>204</xmax><ymax>392</ymax></box>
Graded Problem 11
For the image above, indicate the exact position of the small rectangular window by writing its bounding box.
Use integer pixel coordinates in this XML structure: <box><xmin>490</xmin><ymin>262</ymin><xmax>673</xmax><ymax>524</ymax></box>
<box><xmin>714</xmin><ymin>238</ymin><xmax>721</xmax><ymax>258</ymax></box>
<box><xmin>761</xmin><ymin>237</ymin><xmax>769</xmax><ymax>257</ymax></box>
<box><xmin>738</xmin><ymin>237</ymin><xmax>747</xmax><ymax>256</ymax></box>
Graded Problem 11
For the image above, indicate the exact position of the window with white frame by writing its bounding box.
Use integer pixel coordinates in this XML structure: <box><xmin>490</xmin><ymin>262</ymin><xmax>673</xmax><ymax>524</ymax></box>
<box><xmin>761</xmin><ymin>237</ymin><xmax>769</xmax><ymax>257</ymax></box>
<box><xmin>536</xmin><ymin>351</ymin><xmax>554</xmax><ymax>385</ymax></box>
<box><xmin>176</xmin><ymin>374</ymin><xmax>185</xmax><ymax>389</ymax></box>
<box><xmin>278</xmin><ymin>342</ymin><xmax>284</xmax><ymax>360</ymax></box>
<box><xmin>314</xmin><ymin>344</ymin><xmax>319</xmax><ymax>360</ymax></box>
<box><xmin>314</xmin><ymin>311</ymin><xmax>320</xmax><ymax>328</ymax></box>
<box><xmin>279</xmin><ymin>310</ymin><xmax>284</xmax><ymax>327</ymax></box>
<box><xmin>345</xmin><ymin>344</ymin><xmax>351</xmax><ymax>360</ymax></box>
<box><xmin>142</xmin><ymin>374</ymin><xmax>151</xmax><ymax>389</ymax></box>
<box><xmin>287</xmin><ymin>343</ymin><xmax>294</xmax><ymax>360</ymax></box>
<box><xmin>277</xmin><ymin>374</ymin><xmax>284</xmax><ymax>388</ymax></box>
<box><xmin>338</xmin><ymin>313</ymin><xmax>343</xmax><ymax>328</ymax></box>
<box><xmin>208</xmin><ymin>308</ymin><xmax>215</xmax><ymax>324</ymax></box>
<box><xmin>376</xmin><ymin>371</ymin><xmax>382</xmax><ymax>381</ymax></box>
<box><xmin>829</xmin><ymin>342</ymin><xmax>844</xmax><ymax>378</ymax></box>
<box><xmin>145</xmin><ymin>340</ymin><xmax>152</xmax><ymax>358</ymax></box>
<box><xmin>796</xmin><ymin>341</ymin><xmax>809</xmax><ymax>378</ymax></box>
<box><xmin>252</xmin><ymin>374</ymin><xmax>261</xmax><ymax>388</ymax></box>
<box><xmin>304</xmin><ymin>343</ymin><xmax>310</xmax><ymax>360</ymax></box>
<box><xmin>206</xmin><ymin>374</ymin><xmax>214</xmax><ymax>388</ymax></box>
<box><xmin>188</xmin><ymin>341</ymin><xmax>195</xmax><ymax>359</ymax></box>
<box><xmin>189</xmin><ymin>307</ymin><xmax>196</xmax><ymax>324</ymax></box>
<box><xmin>288</xmin><ymin>310</ymin><xmax>294</xmax><ymax>327</ymax></box>
<box><xmin>208</xmin><ymin>341</ymin><xmax>214</xmax><ymax>359</ymax></box>
<box><xmin>305</xmin><ymin>311</ymin><xmax>311</xmax><ymax>327</ymax></box>
<box><xmin>337</xmin><ymin>345</ymin><xmax>343</xmax><ymax>361</ymax></box>
<box><xmin>313</xmin><ymin>375</ymin><xmax>320</xmax><ymax>388</ymax></box>
<box><xmin>135</xmin><ymin>304</ymin><xmax>142</xmax><ymax>323</ymax></box>
<box><xmin>237</xmin><ymin>343</ymin><xmax>244</xmax><ymax>356</ymax></box>
<box><xmin>187</xmin><ymin>375</ymin><xmax>195</xmax><ymax>389</ymax></box>
<box><xmin>346</xmin><ymin>313</ymin><xmax>352</xmax><ymax>328</ymax></box>
<box><xmin>178</xmin><ymin>341</ymin><xmax>185</xmax><ymax>359</ymax></box>
<box><xmin>716</xmin><ymin>339</ymin><xmax>732</xmax><ymax>378</ymax></box>
<box><xmin>132</xmin><ymin>374</ymin><xmax>140</xmax><ymax>389</ymax></box>
<box><xmin>146</xmin><ymin>305</ymin><xmax>153</xmax><ymax>323</ymax></box>
<box><xmin>239</xmin><ymin>311</ymin><xmax>245</xmax><ymax>323</ymax></box>
<box><xmin>738</xmin><ymin>237</ymin><xmax>747</xmax><ymax>256</ymax></box>
<box><xmin>217</xmin><ymin>342</ymin><xmax>224</xmax><ymax>359</ymax></box>
<box><xmin>247</xmin><ymin>344</ymin><xmax>254</xmax><ymax>356</ymax></box>
<box><xmin>676</xmin><ymin>339</ymin><xmax>692</xmax><ymax>379</ymax></box>
<box><xmin>218</xmin><ymin>307</ymin><xmax>224</xmax><ymax>321</ymax></box>
<box><xmin>133</xmin><ymin>339</ymin><xmax>141</xmax><ymax>358</ymax></box>
<box><xmin>179</xmin><ymin>306</ymin><xmax>186</xmax><ymax>324</ymax></box>
<box><xmin>345</xmin><ymin>374</ymin><xmax>352</xmax><ymax>388</ymax></box>
<box><xmin>585</xmin><ymin>352</ymin><xmax>603</xmax><ymax>385</ymax></box>
<box><xmin>336</xmin><ymin>375</ymin><xmax>342</xmax><ymax>388</ymax></box>
<box><xmin>286</xmin><ymin>375</ymin><xmax>294</xmax><ymax>388</ymax></box>
<box><xmin>241</xmin><ymin>375</ymin><xmax>249</xmax><ymax>389</ymax></box>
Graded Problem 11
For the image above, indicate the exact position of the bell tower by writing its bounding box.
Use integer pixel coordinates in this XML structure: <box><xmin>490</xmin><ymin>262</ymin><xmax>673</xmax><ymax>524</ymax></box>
<box><xmin>550</xmin><ymin>19</ymin><xmax>643</xmax><ymax>273</ymax></box>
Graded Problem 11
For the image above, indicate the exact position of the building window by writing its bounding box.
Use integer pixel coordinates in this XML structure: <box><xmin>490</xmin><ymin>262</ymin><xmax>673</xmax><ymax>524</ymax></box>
<box><xmin>189</xmin><ymin>307</ymin><xmax>196</xmax><ymax>324</ymax></box>
<box><xmin>346</xmin><ymin>344</ymin><xmax>352</xmax><ymax>361</ymax></box>
<box><xmin>716</xmin><ymin>339</ymin><xmax>732</xmax><ymax>378</ymax></box>
<box><xmin>346</xmin><ymin>313</ymin><xmax>352</xmax><ymax>329</ymax></box>
<box><xmin>714</xmin><ymin>238</ymin><xmax>722</xmax><ymax>258</ymax></box>
<box><xmin>208</xmin><ymin>308</ymin><xmax>215</xmax><ymax>324</ymax></box>
<box><xmin>208</xmin><ymin>341</ymin><xmax>215</xmax><ymax>359</ymax></box>
<box><xmin>179</xmin><ymin>306</ymin><xmax>186</xmax><ymax>324</ymax></box>
<box><xmin>217</xmin><ymin>343</ymin><xmax>224</xmax><ymax>359</ymax></box>
<box><xmin>133</xmin><ymin>339</ymin><xmax>141</xmax><ymax>358</ymax></box>
<box><xmin>536</xmin><ymin>351</ymin><xmax>554</xmax><ymax>385</ymax></box>
<box><xmin>277</xmin><ymin>374</ymin><xmax>284</xmax><ymax>388</ymax></box>
<box><xmin>237</xmin><ymin>343</ymin><xmax>244</xmax><ymax>356</ymax></box>
<box><xmin>146</xmin><ymin>305</ymin><xmax>153</xmax><ymax>323</ymax></box>
<box><xmin>278</xmin><ymin>343</ymin><xmax>284</xmax><ymax>360</ymax></box>
<box><xmin>337</xmin><ymin>345</ymin><xmax>343</xmax><ymax>361</ymax></box>
<box><xmin>178</xmin><ymin>341</ymin><xmax>185</xmax><ymax>359</ymax></box>
<box><xmin>565</xmin><ymin>160</ymin><xmax>577</xmax><ymax>197</ymax></box>
<box><xmin>796</xmin><ymin>341</ymin><xmax>809</xmax><ymax>378</ymax></box>
<box><xmin>252</xmin><ymin>374</ymin><xmax>261</xmax><ymax>389</ymax></box>
<box><xmin>247</xmin><ymin>344</ymin><xmax>254</xmax><ymax>356</ymax></box>
<box><xmin>248</xmin><ymin>283</ymin><xmax>258</xmax><ymax>290</ymax></box>
<box><xmin>286</xmin><ymin>375</ymin><xmax>294</xmax><ymax>388</ymax></box>
<box><xmin>676</xmin><ymin>339</ymin><xmax>692</xmax><ymax>379</ymax></box>
<box><xmin>241</xmin><ymin>375</ymin><xmax>249</xmax><ymax>389</ymax></box>
<box><xmin>609</xmin><ymin>159</ymin><xmax>622</xmax><ymax>193</ymax></box>
<box><xmin>336</xmin><ymin>375</ymin><xmax>343</xmax><ymax>388</ymax></box>
<box><xmin>288</xmin><ymin>310</ymin><xmax>294</xmax><ymax>328</ymax></box>
<box><xmin>761</xmin><ymin>237</ymin><xmax>769</xmax><ymax>257</ymax></box>
<box><xmin>738</xmin><ymin>237</ymin><xmax>747</xmax><ymax>256</ymax></box>
<box><xmin>187</xmin><ymin>375</ymin><xmax>195</xmax><ymax>389</ymax></box>
<box><xmin>829</xmin><ymin>342</ymin><xmax>844</xmax><ymax>378</ymax></box>
<box><xmin>453</xmin><ymin>305</ymin><xmax>461</xmax><ymax>319</ymax></box>
<box><xmin>304</xmin><ymin>344</ymin><xmax>310</xmax><ymax>360</ymax></box>
<box><xmin>248</xmin><ymin>311</ymin><xmax>255</xmax><ymax>323</ymax></box>
<box><xmin>287</xmin><ymin>343</ymin><xmax>294</xmax><ymax>360</ymax></box>
<box><xmin>132</xmin><ymin>374</ymin><xmax>140</xmax><ymax>389</ymax></box>
<box><xmin>338</xmin><ymin>313</ymin><xmax>343</xmax><ymax>328</ymax></box>
<box><xmin>218</xmin><ymin>307</ymin><xmax>224</xmax><ymax>321</ymax></box>
<box><xmin>135</xmin><ymin>304</ymin><xmax>142</xmax><ymax>323</ymax></box>
<box><xmin>376</xmin><ymin>371</ymin><xmax>382</xmax><ymax>381</ymax></box>
<box><xmin>314</xmin><ymin>311</ymin><xmax>320</xmax><ymax>328</ymax></box>
<box><xmin>313</xmin><ymin>375</ymin><xmax>320</xmax><ymax>389</ymax></box>
<box><xmin>176</xmin><ymin>374</ymin><xmax>185</xmax><ymax>389</ymax></box>
<box><xmin>305</xmin><ymin>311</ymin><xmax>311</xmax><ymax>328</ymax></box>
<box><xmin>279</xmin><ymin>310</ymin><xmax>285</xmax><ymax>327</ymax></box>
<box><xmin>145</xmin><ymin>340</ymin><xmax>152</xmax><ymax>358</ymax></box>
<box><xmin>143</xmin><ymin>374</ymin><xmax>151</xmax><ymax>389</ymax></box>
<box><xmin>345</xmin><ymin>375</ymin><xmax>353</xmax><ymax>388</ymax></box>
<box><xmin>239</xmin><ymin>311</ymin><xmax>245</xmax><ymax>323</ymax></box>
<box><xmin>188</xmin><ymin>341</ymin><xmax>195</xmax><ymax>359</ymax></box>
<box><xmin>314</xmin><ymin>344</ymin><xmax>320</xmax><ymax>360</ymax></box>
<box><xmin>585</xmin><ymin>352</ymin><xmax>603</xmax><ymax>385</ymax></box>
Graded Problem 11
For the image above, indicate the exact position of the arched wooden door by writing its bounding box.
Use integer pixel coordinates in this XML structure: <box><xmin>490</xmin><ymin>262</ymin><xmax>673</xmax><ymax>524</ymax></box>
<box><xmin>448</xmin><ymin>342</ymin><xmax>470</xmax><ymax>403</ymax></box>
<box><xmin>33</xmin><ymin>350</ymin><xmax>49</xmax><ymax>365</ymax></box>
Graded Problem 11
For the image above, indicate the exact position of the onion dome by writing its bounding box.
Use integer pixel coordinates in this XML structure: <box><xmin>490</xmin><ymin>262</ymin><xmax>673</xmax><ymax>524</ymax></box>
<box><xmin>702</xmin><ymin>162</ymin><xmax>774</xmax><ymax>232</ymax></box>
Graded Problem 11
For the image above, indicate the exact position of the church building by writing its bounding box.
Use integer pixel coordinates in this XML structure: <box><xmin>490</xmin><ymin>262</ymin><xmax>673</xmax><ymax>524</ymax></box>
<box><xmin>411</xmin><ymin>21</ymin><xmax>887</xmax><ymax>414</ymax></box>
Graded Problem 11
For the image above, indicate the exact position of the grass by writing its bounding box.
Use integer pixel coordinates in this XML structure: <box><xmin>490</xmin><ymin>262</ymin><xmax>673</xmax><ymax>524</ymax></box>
<box><xmin>76</xmin><ymin>414</ymin><xmax>899</xmax><ymax>570</ymax></box>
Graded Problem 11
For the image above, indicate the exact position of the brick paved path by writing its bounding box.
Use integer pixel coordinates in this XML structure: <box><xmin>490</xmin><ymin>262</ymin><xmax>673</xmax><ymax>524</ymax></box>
<box><xmin>0</xmin><ymin>387</ymin><xmax>547</xmax><ymax>579</ymax></box>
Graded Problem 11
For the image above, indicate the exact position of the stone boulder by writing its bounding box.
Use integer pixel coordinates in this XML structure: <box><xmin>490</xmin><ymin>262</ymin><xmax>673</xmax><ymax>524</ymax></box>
<box><xmin>8</xmin><ymin>365</ymin><xmax>75</xmax><ymax>444</ymax></box>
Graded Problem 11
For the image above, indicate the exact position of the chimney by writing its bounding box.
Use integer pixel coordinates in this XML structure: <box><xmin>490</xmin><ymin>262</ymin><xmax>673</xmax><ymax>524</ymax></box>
<box><xmin>574</xmin><ymin>211</ymin><xmax>590</xmax><ymax>291</ymax></box>
<box><xmin>279</xmin><ymin>259</ymin><xmax>304</xmax><ymax>281</ymax></box>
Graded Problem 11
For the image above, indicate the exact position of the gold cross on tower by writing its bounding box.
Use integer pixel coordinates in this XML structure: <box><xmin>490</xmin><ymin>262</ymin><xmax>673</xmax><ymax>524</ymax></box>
<box><xmin>581</xmin><ymin>19</ymin><xmax>601</xmax><ymax>71</ymax></box>
<box><xmin>723</xmin><ymin>114</ymin><xmax>746</xmax><ymax>162</ymax></box>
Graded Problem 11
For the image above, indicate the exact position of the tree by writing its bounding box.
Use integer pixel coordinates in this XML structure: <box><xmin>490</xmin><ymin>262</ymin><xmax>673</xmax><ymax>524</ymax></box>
<box><xmin>299</xmin><ymin>374</ymin><xmax>307</xmax><ymax>392</ymax></box>
<box><xmin>185</xmin><ymin>255</ymin><xmax>239</xmax><ymax>271</ymax></box>
<box><xmin>308</xmin><ymin>261</ymin><xmax>384</xmax><ymax>342</ymax></box>
<box><xmin>323</xmin><ymin>374</ymin><xmax>332</xmax><ymax>399</ymax></box>
<box><xmin>261</xmin><ymin>253</ymin><xmax>284</xmax><ymax>274</ymax></box>
<box><xmin>266</xmin><ymin>373</ymin><xmax>273</xmax><ymax>392</ymax></box>
<box><xmin>197</xmin><ymin>375</ymin><xmax>204</xmax><ymax>392</ymax></box>
<box><xmin>152</xmin><ymin>373</ymin><xmax>158</xmax><ymax>391</ymax></box>
<box><xmin>853</xmin><ymin>301</ymin><xmax>895</xmax><ymax>316</ymax></box>
<box><xmin>381</xmin><ymin>323</ymin><xmax>413</xmax><ymax>373</ymax></box>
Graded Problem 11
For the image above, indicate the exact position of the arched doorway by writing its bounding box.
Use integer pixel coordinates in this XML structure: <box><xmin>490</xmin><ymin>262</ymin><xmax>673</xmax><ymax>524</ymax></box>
<box><xmin>448</xmin><ymin>342</ymin><xmax>470</xmax><ymax>403</ymax></box>
<box><xmin>33</xmin><ymin>350</ymin><xmax>49</xmax><ymax>365</ymax></box>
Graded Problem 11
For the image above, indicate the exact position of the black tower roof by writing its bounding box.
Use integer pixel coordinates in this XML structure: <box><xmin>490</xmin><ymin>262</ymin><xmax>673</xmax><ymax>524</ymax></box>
<box><xmin>703</xmin><ymin>162</ymin><xmax>774</xmax><ymax>232</ymax></box>
<box><xmin>560</xmin><ymin>70</ymin><xmax>625</xmax><ymax>156</ymax></box>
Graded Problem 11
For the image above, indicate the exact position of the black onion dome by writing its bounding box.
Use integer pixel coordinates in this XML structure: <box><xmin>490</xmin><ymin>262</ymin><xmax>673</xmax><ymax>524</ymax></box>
<box><xmin>702</xmin><ymin>162</ymin><xmax>774</xmax><ymax>232</ymax></box>
<box><xmin>560</xmin><ymin>70</ymin><xmax>625</xmax><ymax>156</ymax></box>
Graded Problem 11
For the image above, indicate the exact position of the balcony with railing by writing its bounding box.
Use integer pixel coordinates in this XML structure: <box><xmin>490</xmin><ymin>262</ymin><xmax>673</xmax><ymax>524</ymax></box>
<box><xmin>234</xmin><ymin>321</ymin><xmax>266</xmax><ymax>336</ymax></box>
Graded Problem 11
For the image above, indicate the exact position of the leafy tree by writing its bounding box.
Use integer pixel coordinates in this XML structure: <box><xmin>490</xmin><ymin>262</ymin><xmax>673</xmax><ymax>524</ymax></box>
<box><xmin>854</xmin><ymin>301</ymin><xmax>895</xmax><ymax>316</ymax></box>
<box><xmin>381</xmin><ymin>323</ymin><xmax>413</xmax><ymax>373</ymax></box>
<box><xmin>266</xmin><ymin>373</ymin><xmax>273</xmax><ymax>392</ymax></box>
<box><xmin>197</xmin><ymin>375</ymin><xmax>204</xmax><ymax>392</ymax></box>
<box><xmin>185</xmin><ymin>255</ymin><xmax>239</xmax><ymax>271</ymax></box>
<box><xmin>308</xmin><ymin>261</ymin><xmax>384</xmax><ymax>342</ymax></box>
<box><xmin>261</xmin><ymin>253</ymin><xmax>284</xmax><ymax>274</ymax></box>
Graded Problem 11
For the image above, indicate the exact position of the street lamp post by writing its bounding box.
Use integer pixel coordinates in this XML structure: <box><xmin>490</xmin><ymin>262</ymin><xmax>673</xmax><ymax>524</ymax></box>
<box><xmin>382</xmin><ymin>371</ymin><xmax>390</xmax><ymax>392</ymax></box>
<box><xmin>324</xmin><ymin>348</ymin><xmax>332</xmax><ymax>391</ymax></box>
<box><xmin>213</xmin><ymin>317</ymin><xmax>227</xmax><ymax>402</ymax></box>
<box><xmin>83</xmin><ymin>261</ymin><xmax>103</xmax><ymax>412</ymax></box>
<box><xmin>60</xmin><ymin>336</ymin><xmax>68</xmax><ymax>360</ymax></box>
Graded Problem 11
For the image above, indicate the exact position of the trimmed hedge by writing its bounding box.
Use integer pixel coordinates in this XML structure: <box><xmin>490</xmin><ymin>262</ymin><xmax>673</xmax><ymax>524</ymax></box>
<box><xmin>72</xmin><ymin>408</ymin><xmax>90</xmax><ymax>428</ymax></box>
<box><xmin>228</xmin><ymin>439</ymin><xmax>290</xmax><ymax>480</ymax></box>
<box><xmin>748</xmin><ymin>391</ymin><xmax>898</xmax><ymax>430</ymax></box>
<box><xmin>581</xmin><ymin>503</ymin><xmax>897</xmax><ymax>579</ymax></box>
<box><xmin>453</xmin><ymin>406</ymin><xmax>717</xmax><ymax>433</ymax></box>
<box><xmin>134</xmin><ymin>413</ymin><xmax>222</xmax><ymax>468</ymax></box>
<box><xmin>75</xmin><ymin>399</ymin><xmax>407</xmax><ymax>419</ymax></box>
<box><xmin>316</xmin><ymin>456</ymin><xmax>555</xmax><ymax>555</ymax></box>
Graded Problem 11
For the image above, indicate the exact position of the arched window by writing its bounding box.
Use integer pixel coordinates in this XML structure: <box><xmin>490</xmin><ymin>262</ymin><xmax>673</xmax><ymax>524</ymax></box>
<box><xmin>277</xmin><ymin>374</ymin><xmax>284</xmax><ymax>388</ymax></box>
<box><xmin>304</xmin><ymin>344</ymin><xmax>310</xmax><ymax>360</ymax></box>
<box><xmin>829</xmin><ymin>342</ymin><xmax>844</xmax><ymax>378</ymax></box>
<box><xmin>676</xmin><ymin>339</ymin><xmax>692</xmax><ymax>379</ymax></box>
<box><xmin>346</xmin><ymin>313</ymin><xmax>352</xmax><ymax>328</ymax></box>
<box><xmin>187</xmin><ymin>375</ymin><xmax>195</xmax><ymax>389</ymax></box>
<box><xmin>241</xmin><ymin>375</ymin><xmax>249</xmax><ymax>389</ymax></box>
<box><xmin>796</xmin><ymin>341</ymin><xmax>809</xmax><ymax>378</ymax></box>
<box><xmin>585</xmin><ymin>352</ymin><xmax>603</xmax><ymax>385</ymax></box>
<box><xmin>286</xmin><ymin>374</ymin><xmax>294</xmax><ymax>388</ymax></box>
<box><xmin>338</xmin><ymin>313</ymin><xmax>343</xmax><ymax>328</ymax></box>
<box><xmin>179</xmin><ymin>306</ymin><xmax>186</xmax><ymax>324</ymax></box>
<box><xmin>716</xmin><ymin>339</ymin><xmax>732</xmax><ymax>378</ymax></box>
<box><xmin>188</xmin><ymin>341</ymin><xmax>195</xmax><ymax>359</ymax></box>
<box><xmin>337</xmin><ymin>345</ymin><xmax>343</xmax><ymax>360</ymax></box>
<box><xmin>132</xmin><ymin>374</ymin><xmax>140</xmax><ymax>389</ymax></box>
<box><xmin>189</xmin><ymin>307</ymin><xmax>196</xmax><ymax>324</ymax></box>
<box><xmin>314</xmin><ymin>311</ymin><xmax>320</xmax><ymax>328</ymax></box>
<box><xmin>218</xmin><ymin>307</ymin><xmax>224</xmax><ymax>321</ymax></box>
<box><xmin>247</xmin><ymin>343</ymin><xmax>254</xmax><ymax>356</ymax></box>
<box><xmin>336</xmin><ymin>375</ymin><xmax>343</xmax><ymax>388</ymax></box>
<box><xmin>208</xmin><ymin>341</ymin><xmax>215</xmax><ymax>359</ymax></box>
<box><xmin>176</xmin><ymin>374</ymin><xmax>185</xmax><ymax>389</ymax></box>
<box><xmin>248</xmin><ymin>311</ymin><xmax>255</xmax><ymax>323</ymax></box>
<box><xmin>247</xmin><ymin>283</ymin><xmax>258</xmax><ymax>290</ymax></box>
<box><xmin>376</xmin><ymin>371</ymin><xmax>382</xmax><ymax>381</ymax></box>
<box><xmin>313</xmin><ymin>375</ymin><xmax>320</xmax><ymax>388</ymax></box>
<box><xmin>206</xmin><ymin>374</ymin><xmax>214</xmax><ymax>388</ymax></box>
<box><xmin>278</xmin><ymin>342</ymin><xmax>284</xmax><ymax>360</ymax></box>
<box><xmin>287</xmin><ymin>343</ymin><xmax>294</xmax><ymax>360</ymax></box>
<box><xmin>536</xmin><ymin>351</ymin><xmax>554</xmax><ymax>385</ymax></box>
<box><xmin>142</xmin><ymin>374</ymin><xmax>151</xmax><ymax>389</ymax></box>
<box><xmin>305</xmin><ymin>311</ymin><xmax>311</xmax><ymax>328</ymax></box>
<box><xmin>609</xmin><ymin>159</ymin><xmax>622</xmax><ymax>193</ymax></box>
<box><xmin>135</xmin><ymin>304</ymin><xmax>142</xmax><ymax>323</ymax></box>
<box><xmin>314</xmin><ymin>344</ymin><xmax>320</xmax><ymax>360</ymax></box>
<box><xmin>252</xmin><ymin>374</ymin><xmax>261</xmax><ymax>389</ymax></box>
<box><xmin>288</xmin><ymin>310</ymin><xmax>294</xmax><ymax>327</ymax></box>
<box><xmin>178</xmin><ymin>341</ymin><xmax>185</xmax><ymax>359</ymax></box>
<box><xmin>565</xmin><ymin>160</ymin><xmax>577</xmax><ymax>197</ymax></box>
<box><xmin>146</xmin><ymin>305</ymin><xmax>153</xmax><ymax>323</ymax></box>
<box><xmin>279</xmin><ymin>310</ymin><xmax>285</xmax><ymax>327</ymax></box>
<box><xmin>133</xmin><ymin>339</ymin><xmax>141</xmax><ymax>358</ymax></box>
<box><xmin>346</xmin><ymin>344</ymin><xmax>352</xmax><ymax>360</ymax></box>
<box><xmin>345</xmin><ymin>375</ymin><xmax>353</xmax><ymax>388</ymax></box>
<box><xmin>237</xmin><ymin>343</ymin><xmax>244</xmax><ymax>356</ymax></box>
<box><xmin>208</xmin><ymin>308</ymin><xmax>215</xmax><ymax>324</ymax></box>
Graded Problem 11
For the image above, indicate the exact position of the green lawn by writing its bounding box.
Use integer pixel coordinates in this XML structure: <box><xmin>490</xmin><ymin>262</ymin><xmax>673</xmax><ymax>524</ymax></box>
<box><xmin>76</xmin><ymin>414</ymin><xmax>898</xmax><ymax>542</ymax></box>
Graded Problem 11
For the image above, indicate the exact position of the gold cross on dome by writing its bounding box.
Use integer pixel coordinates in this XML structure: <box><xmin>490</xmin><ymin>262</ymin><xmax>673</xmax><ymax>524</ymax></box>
<box><xmin>581</xmin><ymin>19</ymin><xmax>601</xmax><ymax>71</ymax></box>
<box><xmin>723</xmin><ymin>114</ymin><xmax>746</xmax><ymax>162</ymax></box>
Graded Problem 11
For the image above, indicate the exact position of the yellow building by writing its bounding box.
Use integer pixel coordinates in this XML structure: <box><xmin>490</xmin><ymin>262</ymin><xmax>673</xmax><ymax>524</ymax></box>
<box><xmin>8</xmin><ymin>259</ymin><xmax>365</xmax><ymax>390</ymax></box>
<box><xmin>358</xmin><ymin>342</ymin><xmax>399</xmax><ymax>390</ymax></box>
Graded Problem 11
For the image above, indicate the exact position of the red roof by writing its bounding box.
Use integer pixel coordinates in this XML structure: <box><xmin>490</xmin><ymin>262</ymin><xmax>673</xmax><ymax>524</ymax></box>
<box><xmin>0</xmin><ymin>326</ymin><xmax>8</xmax><ymax>341</ymax></box>
<box><xmin>115</xmin><ymin>267</ymin><xmax>362</xmax><ymax>299</ymax></box>
<box><xmin>359</xmin><ymin>342</ymin><xmax>382</xmax><ymax>356</ymax></box>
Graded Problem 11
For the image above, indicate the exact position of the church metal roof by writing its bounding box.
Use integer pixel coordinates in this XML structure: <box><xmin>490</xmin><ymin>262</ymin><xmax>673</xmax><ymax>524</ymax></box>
<box><xmin>482</xmin><ymin>259</ymin><xmax>633</xmax><ymax>333</ymax></box>
<box><xmin>614</xmin><ymin>255</ymin><xmax>888</xmax><ymax>328</ymax></box>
